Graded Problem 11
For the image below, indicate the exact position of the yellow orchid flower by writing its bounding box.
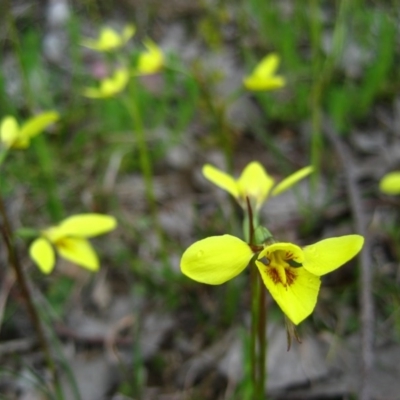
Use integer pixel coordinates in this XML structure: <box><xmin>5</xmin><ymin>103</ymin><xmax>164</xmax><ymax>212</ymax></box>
<box><xmin>243</xmin><ymin>53</ymin><xmax>286</xmax><ymax>91</ymax></box>
<box><xmin>379</xmin><ymin>171</ymin><xmax>400</xmax><ymax>195</ymax></box>
<box><xmin>0</xmin><ymin>112</ymin><xmax>59</xmax><ymax>149</ymax></box>
<box><xmin>135</xmin><ymin>39</ymin><xmax>164</xmax><ymax>75</ymax></box>
<box><xmin>202</xmin><ymin>161</ymin><xmax>313</xmax><ymax>211</ymax></box>
<box><xmin>29</xmin><ymin>214</ymin><xmax>117</xmax><ymax>274</ymax></box>
<box><xmin>81</xmin><ymin>24</ymin><xmax>135</xmax><ymax>52</ymax></box>
<box><xmin>181</xmin><ymin>234</ymin><xmax>364</xmax><ymax>325</ymax></box>
<box><xmin>83</xmin><ymin>68</ymin><xmax>129</xmax><ymax>99</ymax></box>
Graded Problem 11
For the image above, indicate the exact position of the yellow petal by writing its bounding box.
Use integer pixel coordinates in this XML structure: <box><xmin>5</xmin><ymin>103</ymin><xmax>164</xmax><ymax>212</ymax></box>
<box><xmin>253</xmin><ymin>54</ymin><xmax>281</xmax><ymax>78</ymax></box>
<box><xmin>271</xmin><ymin>166</ymin><xmax>313</xmax><ymax>196</ymax></box>
<box><xmin>243</xmin><ymin>53</ymin><xmax>286</xmax><ymax>91</ymax></box>
<box><xmin>99</xmin><ymin>28</ymin><xmax>122</xmax><ymax>48</ymax></box>
<box><xmin>100</xmin><ymin>69</ymin><xmax>129</xmax><ymax>96</ymax></box>
<box><xmin>243</xmin><ymin>76</ymin><xmax>286</xmax><ymax>91</ymax></box>
<box><xmin>20</xmin><ymin>111</ymin><xmax>59</xmax><ymax>140</ymax></box>
<box><xmin>256</xmin><ymin>262</ymin><xmax>321</xmax><ymax>325</ymax></box>
<box><xmin>82</xmin><ymin>27</ymin><xmax>121</xmax><ymax>51</ymax></box>
<box><xmin>181</xmin><ymin>235</ymin><xmax>253</xmax><ymax>284</ymax></box>
<box><xmin>202</xmin><ymin>164</ymin><xmax>240</xmax><ymax>199</ymax></box>
<box><xmin>58</xmin><ymin>214</ymin><xmax>117</xmax><ymax>237</ymax></box>
<box><xmin>29</xmin><ymin>237</ymin><xmax>55</xmax><ymax>274</ymax></box>
<box><xmin>83</xmin><ymin>69</ymin><xmax>129</xmax><ymax>99</ymax></box>
<box><xmin>136</xmin><ymin>39</ymin><xmax>164</xmax><ymax>75</ymax></box>
<box><xmin>379</xmin><ymin>172</ymin><xmax>400</xmax><ymax>195</ymax></box>
<box><xmin>0</xmin><ymin>116</ymin><xmax>21</xmax><ymax>148</ymax></box>
<box><xmin>237</xmin><ymin>162</ymin><xmax>275</xmax><ymax>209</ymax></box>
<box><xmin>56</xmin><ymin>237</ymin><xmax>99</xmax><ymax>271</ymax></box>
<box><xmin>81</xmin><ymin>25</ymin><xmax>135</xmax><ymax>52</ymax></box>
<box><xmin>302</xmin><ymin>235</ymin><xmax>364</xmax><ymax>276</ymax></box>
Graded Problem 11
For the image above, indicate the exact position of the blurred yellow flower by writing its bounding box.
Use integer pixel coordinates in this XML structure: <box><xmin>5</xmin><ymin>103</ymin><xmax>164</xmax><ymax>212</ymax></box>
<box><xmin>0</xmin><ymin>112</ymin><xmax>59</xmax><ymax>149</ymax></box>
<box><xmin>81</xmin><ymin>25</ymin><xmax>135</xmax><ymax>52</ymax></box>
<box><xmin>135</xmin><ymin>39</ymin><xmax>164</xmax><ymax>75</ymax></box>
<box><xmin>379</xmin><ymin>172</ymin><xmax>400</xmax><ymax>195</ymax></box>
<box><xmin>29</xmin><ymin>214</ymin><xmax>117</xmax><ymax>274</ymax></box>
<box><xmin>202</xmin><ymin>161</ymin><xmax>313</xmax><ymax>211</ymax></box>
<box><xmin>243</xmin><ymin>53</ymin><xmax>286</xmax><ymax>91</ymax></box>
<box><xmin>181</xmin><ymin>234</ymin><xmax>363</xmax><ymax>324</ymax></box>
<box><xmin>83</xmin><ymin>68</ymin><xmax>129</xmax><ymax>98</ymax></box>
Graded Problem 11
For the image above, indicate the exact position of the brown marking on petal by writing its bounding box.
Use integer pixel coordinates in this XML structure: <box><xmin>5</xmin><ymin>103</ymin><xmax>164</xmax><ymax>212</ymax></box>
<box><xmin>267</xmin><ymin>267</ymin><xmax>281</xmax><ymax>284</ymax></box>
<box><xmin>285</xmin><ymin>251</ymin><xmax>294</xmax><ymax>260</ymax></box>
<box><xmin>266</xmin><ymin>267</ymin><xmax>297</xmax><ymax>287</ymax></box>
<box><xmin>56</xmin><ymin>238</ymin><xmax>73</xmax><ymax>250</ymax></box>
<box><xmin>286</xmin><ymin>268</ymin><xmax>296</xmax><ymax>286</ymax></box>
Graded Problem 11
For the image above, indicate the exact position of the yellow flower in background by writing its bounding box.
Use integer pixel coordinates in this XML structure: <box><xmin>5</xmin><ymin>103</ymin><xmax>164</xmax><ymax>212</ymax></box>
<box><xmin>0</xmin><ymin>112</ymin><xmax>59</xmax><ymax>149</ymax></box>
<box><xmin>81</xmin><ymin>24</ymin><xmax>135</xmax><ymax>52</ymax></box>
<box><xmin>181</xmin><ymin>234</ymin><xmax>364</xmax><ymax>325</ymax></box>
<box><xmin>135</xmin><ymin>39</ymin><xmax>164</xmax><ymax>75</ymax></box>
<box><xmin>202</xmin><ymin>162</ymin><xmax>313</xmax><ymax>211</ymax></box>
<box><xmin>379</xmin><ymin>172</ymin><xmax>400</xmax><ymax>195</ymax></box>
<box><xmin>83</xmin><ymin>68</ymin><xmax>129</xmax><ymax>99</ymax></box>
<box><xmin>243</xmin><ymin>53</ymin><xmax>286</xmax><ymax>91</ymax></box>
<box><xmin>29</xmin><ymin>214</ymin><xmax>117</xmax><ymax>274</ymax></box>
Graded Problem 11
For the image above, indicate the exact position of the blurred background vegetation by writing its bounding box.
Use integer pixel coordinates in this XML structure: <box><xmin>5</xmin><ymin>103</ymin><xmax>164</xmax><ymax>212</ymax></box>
<box><xmin>1</xmin><ymin>0</ymin><xmax>400</xmax><ymax>399</ymax></box>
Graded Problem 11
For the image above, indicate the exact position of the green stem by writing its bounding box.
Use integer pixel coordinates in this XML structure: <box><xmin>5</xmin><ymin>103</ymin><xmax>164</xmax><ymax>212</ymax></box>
<box><xmin>250</xmin><ymin>261</ymin><xmax>258</xmax><ymax>390</ymax></box>
<box><xmin>5</xmin><ymin>0</ymin><xmax>63</xmax><ymax>223</ymax></box>
<box><xmin>309</xmin><ymin>0</ymin><xmax>349</xmax><ymax>188</ymax></box>
<box><xmin>191</xmin><ymin>66</ymin><xmax>233</xmax><ymax>170</ymax></box>
<box><xmin>246</xmin><ymin>197</ymin><xmax>267</xmax><ymax>398</ymax></box>
<box><xmin>121</xmin><ymin>87</ymin><xmax>166</xmax><ymax>257</ymax></box>
<box><xmin>0</xmin><ymin>193</ymin><xmax>64</xmax><ymax>399</ymax></box>
<box><xmin>257</xmin><ymin>274</ymin><xmax>267</xmax><ymax>398</ymax></box>
<box><xmin>33</xmin><ymin>136</ymin><xmax>64</xmax><ymax>222</ymax></box>
<box><xmin>0</xmin><ymin>148</ymin><xmax>8</xmax><ymax>169</ymax></box>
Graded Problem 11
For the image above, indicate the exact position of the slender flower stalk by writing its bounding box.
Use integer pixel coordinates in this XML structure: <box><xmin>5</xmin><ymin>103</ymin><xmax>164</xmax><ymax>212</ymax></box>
<box><xmin>0</xmin><ymin>193</ymin><xmax>64</xmax><ymax>398</ymax></box>
<box><xmin>0</xmin><ymin>112</ymin><xmax>63</xmax><ymax>222</ymax></box>
<box><xmin>121</xmin><ymin>84</ymin><xmax>167</xmax><ymax>257</ymax></box>
<box><xmin>245</xmin><ymin>197</ymin><xmax>266</xmax><ymax>399</ymax></box>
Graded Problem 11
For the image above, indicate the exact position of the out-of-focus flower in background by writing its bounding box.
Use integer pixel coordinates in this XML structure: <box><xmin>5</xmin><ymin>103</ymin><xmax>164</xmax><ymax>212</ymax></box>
<box><xmin>81</xmin><ymin>24</ymin><xmax>135</xmax><ymax>52</ymax></box>
<box><xmin>83</xmin><ymin>68</ymin><xmax>129</xmax><ymax>98</ymax></box>
<box><xmin>243</xmin><ymin>53</ymin><xmax>286</xmax><ymax>91</ymax></box>
<box><xmin>0</xmin><ymin>112</ymin><xmax>59</xmax><ymax>149</ymax></box>
<box><xmin>29</xmin><ymin>213</ymin><xmax>117</xmax><ymax>274</ymax></box>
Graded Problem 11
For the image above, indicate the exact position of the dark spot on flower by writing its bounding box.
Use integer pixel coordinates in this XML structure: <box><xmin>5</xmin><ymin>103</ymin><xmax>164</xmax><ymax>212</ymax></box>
<box><xmin>266</xmin><ymin>267</ymin><xmax>297</xmax><ymax>287</ymax></box>
<box><xmin>258</xmin><ymin>256</ymin><xmax>270</xmax><ymax>266</ymax></box>
<box><xmin>267</xmin><ymin>268</ymin><xmax>280</xmax><ymax>284</ymax></box>
<box><xmin>286</xmin><ymin>269</ymin><xmax>296</xmax><ymax>286</ymax></box>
